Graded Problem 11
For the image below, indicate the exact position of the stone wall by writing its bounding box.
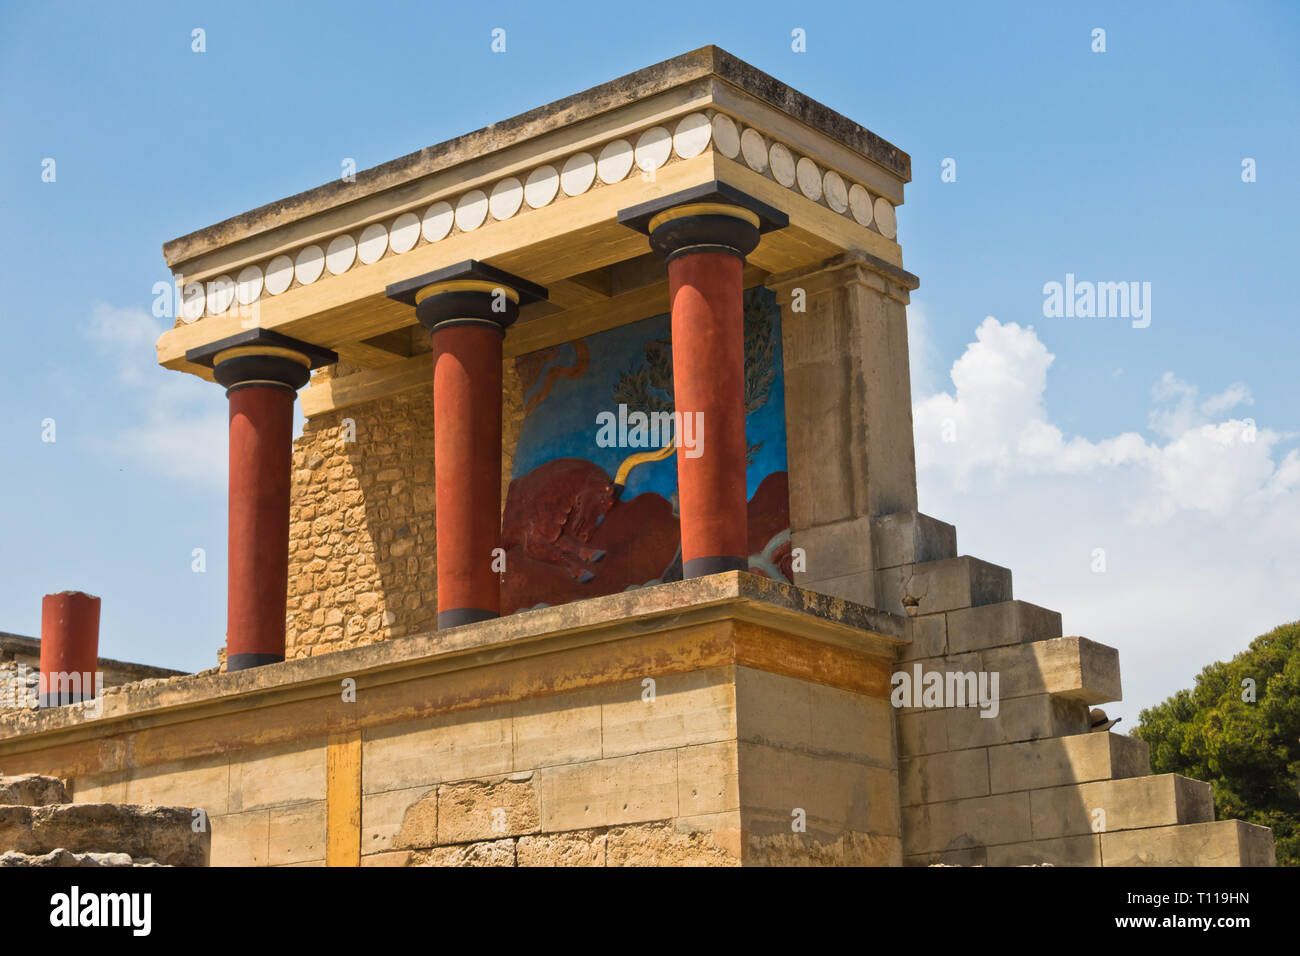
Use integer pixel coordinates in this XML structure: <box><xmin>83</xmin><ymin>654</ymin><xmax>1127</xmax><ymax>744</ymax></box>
<box><xmin>283</xmin><ymin>361</ymin><xmax>525</xmax><ymax>661</ymax></box>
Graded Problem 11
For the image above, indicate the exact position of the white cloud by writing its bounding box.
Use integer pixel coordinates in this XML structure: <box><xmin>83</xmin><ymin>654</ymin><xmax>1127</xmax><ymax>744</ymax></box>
<box><xmin>912</xmin><ymin>317</ymin><xmax>1300</xmax><ymax>717</ymax></box>
<box><xmin>84</xmin><ymin>304</ymin><xmax>226</xmax><ymax>488</ymax></box>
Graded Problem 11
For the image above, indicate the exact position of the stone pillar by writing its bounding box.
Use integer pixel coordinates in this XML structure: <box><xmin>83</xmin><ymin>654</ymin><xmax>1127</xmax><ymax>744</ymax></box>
<box><xmin>187</xmin><ymin>330</ymin><xmax>337</xmax><ymax>670</ymax></box>
<box><xmin>38</xmin><ymin>590</ymin><xmax>100</xmax><ymax>708</ymax></box>
<box><xmin>765</xmin><ymin>251</ymin><xmax>921</xmax><ymax>605</ymax></box>
<box><xmin>387</xmin><ymin>261</ymin><xmax>547</xmax><ymax>629</ymax></box>
<box><xmin>619</xmin><ymin>184</ymin><xmax>787</xmax><ymax>578</ymax></box>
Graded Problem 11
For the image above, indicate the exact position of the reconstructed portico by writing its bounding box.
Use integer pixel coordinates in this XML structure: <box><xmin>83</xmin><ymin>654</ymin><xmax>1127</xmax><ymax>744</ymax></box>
<box><xmin>0</xmin><ymin>47</ymin><xmax>1273</xmax><ymax>867</ymax></box>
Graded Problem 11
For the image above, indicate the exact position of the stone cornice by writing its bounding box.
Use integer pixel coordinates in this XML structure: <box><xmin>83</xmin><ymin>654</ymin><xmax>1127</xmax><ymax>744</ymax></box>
<box><xmin>162</xmin><ymin>46</ymin><xmax>910</xmax><ymax>271</ymax></box>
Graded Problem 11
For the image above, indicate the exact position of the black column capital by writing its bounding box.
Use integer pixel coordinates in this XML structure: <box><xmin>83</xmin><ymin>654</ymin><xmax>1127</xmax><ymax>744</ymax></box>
<box><xmin>186</xmin><ymin>328</ymin><xmax>337</xmax><ymax>394</ymax></box>
<box><xmin>618</xmin><ymin>181</ymin><xmax>788</xmax><ymax>262</ymax></box>
<box><xmin>386</xmin><ymin>259</ymin><xmax>548</xmax><ymax>335</ymax></box>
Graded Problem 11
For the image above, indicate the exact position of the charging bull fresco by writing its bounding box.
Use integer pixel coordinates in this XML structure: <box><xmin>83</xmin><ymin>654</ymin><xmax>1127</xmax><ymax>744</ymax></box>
<box><xmin>501</xmin><ymin>285</ymin><xmax>791</xmax><ymax>613</ymax></box>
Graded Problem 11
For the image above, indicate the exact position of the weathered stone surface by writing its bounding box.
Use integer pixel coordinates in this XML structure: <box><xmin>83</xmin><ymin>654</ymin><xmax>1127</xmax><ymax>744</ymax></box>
<box><xmin>747</xmin><ymin>830</ymin><xmax>901</xmax><ymax>866</ymax></box>
<box><xmin>0</xmin><ymin>848</ymin><xmax>161</xmax><ymax>867</ymax></box>
<box><xmin>870</xmin><ymin>512</ymin><xmax>957</xmax><ymax>570</ymax></box>
<box><xmin>414</xmin><ymin>838</ymin><xmax>516</xmax><ymax>867</ymax></box>
<box><xmin>516</xmin><ymin>830</ymin><xmax>607</xmax><ymax>867</ymax></box>
<box><xmin>986</xmin><ymin>834</ymin><xmax>1101</xmax><ymax>867</ymax></box>
<box><xmin>978</xmin><ymin>637</ymin><xmax>1121</xmax><ymax>703</ymax></box>
<box><xmin>1100</xmin><ymin>819</ymin><xmax>1276</xmax><ymax>867</ymax></box>
<box><xmin>0</xmin><ymin>773</ymin><xmax>69</xmax><ymax>807</ymax></box>
<box><xmin>987</xmin><ymin>732</ymin><xmax>1149</xmax><ymax>794</ymax></box>
<box><xmin>1029</xmin><ymin>774</ymin><xmax>1214</xmax><ymax>841</ymax></box>
<box><xmin>0</xmin><ymin>803</ymin><xmax>208</xmax><ymax>866</ymax></box>
<box><xmin>946</xmin><ymin>601</ymin><xmax>1062</xmax><ymax>654</ymax></box>
<box><xmin>875</xmin><ymin>557</ymin><xmax>1012</xmax><ymax>617</ymax></box>
<box><xmin>606</xmin><ymin>822</ymin><xmax>739</xmax><ymax>867</ymax></box>
<box><xmin>901</xmin><ymin>791</ymin><xmax>1033</xmax><ymax>856</ymax></box>
<box><xmin>436</xmin><ymin>778</ymin><xmax>539</xmax><ymax>844</ymax></box>
<box><xmin>945</xmin><ymin>694</ymin><xmax>1089</xmax><ymax>750</ymax></box>
<box><xmin>900</xmin><ymin>748</ymin><xmax>990</xmax><ymax>807</ymax></box>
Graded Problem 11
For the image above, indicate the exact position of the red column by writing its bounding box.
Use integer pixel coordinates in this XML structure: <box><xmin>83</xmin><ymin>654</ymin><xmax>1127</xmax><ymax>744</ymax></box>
<box><xmin>669</xmin><ymin>250</ymin><xmax>750</xmax><ymax>577</ymax></box>
<box><xmin>39</xmin><ymin>590</ymin><xmax>100</xmax><ymax>707</ymax></box>
<box><xmin>226</xmin><ymin>385</ymin><xmax>295</xmax><ymax>668</ymax></box>
<box><xmin>432</xmin><ymin>324</ymin><xmax>504</xmax><ymax>627</ymax></box>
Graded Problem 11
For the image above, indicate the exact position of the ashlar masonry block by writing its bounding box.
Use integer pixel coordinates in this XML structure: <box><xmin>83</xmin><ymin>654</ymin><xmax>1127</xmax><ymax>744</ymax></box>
<box><xmin>875</xmin><ymin>556</ymin><xmax>1012</xmax><ymax>617</ymax></box>
<box><xmin>987</xmin><ymin>731</ymin><xmax>1150</xmax><ymax>794</ymax></box>
<box><xmin>1100</xmin><ymin>819</ymin><xmax>1276</xmax><ymax>867</ymax></box>
<box><xmin>1029</xmin><ymin>773</ymin><xmax>1214</xmax><ymax>841</ymax></box>
<box><xmin>946</xmin><ymin>601</ymin><xmax>1063</xmax><ymax>655</ymax></box>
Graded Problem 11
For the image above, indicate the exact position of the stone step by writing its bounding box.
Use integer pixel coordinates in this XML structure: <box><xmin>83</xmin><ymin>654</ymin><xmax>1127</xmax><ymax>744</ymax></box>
<box><xmin>0</xmin><ymin>803</ymin><xmax>209</xmax><ymax>867</ymax></box>
<box><xmin>870</xmin><ymin>511</ymin><xmax>958</xmax><ymax>569</ymax></box>
<box><xmin>894</xmin><ymin>636</ymin><xmax>1121</xmax><ymax>711</ymax></box>
<box><xmin>1100</xmin><ymin>819</ymin><xmax>1276</xmax><ymax>867</ymax></box>
<box><xmin>876</xmin><ymin>556</ymin><xmax>1012</xmax><ymax>617</ymax></box>
<box><xmin>988</xmin><ymin>732</ymin><xmax>1150</xmax><ymax>794</ymax></box>
<box><xmin>946</xmin><ymin>601</ymin><xmax>1063</xmax><ymax>654</ymax></box>
<box><xmin>0</xmin><ymin>773</ymin><xmax>70</xmax><ymax>807</ymax></box>
<box><xmin>1029</xmin><ymin>773</ymin><xmax>1214</xmax><ymax>842</ymax></box>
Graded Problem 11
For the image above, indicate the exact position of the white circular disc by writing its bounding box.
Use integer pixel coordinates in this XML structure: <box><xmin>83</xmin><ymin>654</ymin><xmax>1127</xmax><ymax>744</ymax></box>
<box><xmin>181</xmin><ymin>281</ymin><xmax>205</xmax><ymax>321</ymax></box>
<box><xmin>848</xmin><ymin>184</ymin><xmax>873</xmax><ymax>226</ymax></box>
<box><xmin>822</xmin><ymin>170</ymin><xmax>849</xmax><ymax>213</ymax></box>
<box><xmin>673</xmin><ymin>113</ymin><xmax>712</xmax><ymax>158</ymax></box>
<box><xmin>357</xmin><ymin>223</ymin><xmax>389</xmax><ymax>264</ymax></box>
<box><xmin>265</xmin><ymin>255</ymin><xmax>294</xmax><ymax>294</ymax></box>
<box><xmin>597</xmin><ymin>139</ymin><xmax>634</xmax><ymax>184</ymax></box>
<box><xmin>711</xmin><ymin>113</ymin><xmax>740</xmax><ymax>158</ymax></box>
<box><xmin>796</xmin><ymin>157</ymin><xmax>822</xmax><ymax>201</ymax></box>
<box><xmin>205</xmin><ymin>275</ymin><xmax>234</xmax><ymax>315</ymax></box>
<box><xmin>295</xmin><ymin>245</ymin><xmax>325</xmax><ymax>285</ymax></box>
<box><xmin>489</xmin><ymin>177</ymin><xmax>524</xmax><ymax>220</ymax></box>
<box><xmin>326</xmin><ymin>234</ymin><xmax>356</xmax><ymax>275</ymax></box>
<box><xmin>422</xmin><ymin>201</ymin><xmax>454</xmax><ymax>242</ymax></box>
<box><xmin>874</xmin><ymin>198</ymin><xmax>898</xmax><ymax>238</ymax></box>
<box><xmin>524</xmin><ymin>165</ymin><xmax>560</xmax><ymax>208</ymax></box>
<box><xmin>634</xmin><ymin>127</ymin><xmax>672</xmax><ymax>172</ymax></box>
<box><xmin>560</xmin><ymin>152</ymin><xmax>596</xmax><ymax>196</ymax></box>
<box><xmin>455</xmin><ymin>190</ymin><xmax>489</xmax><ymax>232</ymax></box>
<box><xmin>389</xmin><ymin>213</ymin><xmax>420</xmax><ymax>253</ymax></box>
<box><xmin>740</xmin><ymin>128</ymin><xmax>767</xmax><ymax>172</ymax></box>
<box><xmin>235</xmin><ymin>265</ymin><xmax>263</xmax><ymax>305</ymax></box>
<box><xmin>769</xmin><ymin>143</ymin><xmax>796</xmax><ymax>187</ymax></box>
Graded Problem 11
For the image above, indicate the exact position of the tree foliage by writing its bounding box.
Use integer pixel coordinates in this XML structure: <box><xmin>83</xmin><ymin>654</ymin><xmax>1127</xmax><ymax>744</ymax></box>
<box><xmin>1134</xmin><ymin>620</ymin><xmax>1300</xmax><ymax>866</ymax></box>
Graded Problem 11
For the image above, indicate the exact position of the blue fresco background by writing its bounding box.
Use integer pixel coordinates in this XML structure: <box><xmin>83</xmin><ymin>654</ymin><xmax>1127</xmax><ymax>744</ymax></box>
<box><xmin>511</xmin><ymin>286</ymin><xmax>788</xmax><ymax>503</ymax></box>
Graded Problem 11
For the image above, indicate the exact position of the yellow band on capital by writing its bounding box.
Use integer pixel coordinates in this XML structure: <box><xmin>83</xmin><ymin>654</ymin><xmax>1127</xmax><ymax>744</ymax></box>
<box><xmin>414</xmin><ymin>280</ymin><xmax>520</xmax><ymax>306</ymax></box>
<box><xmin>212</xmin><ymin>345</ymin><xmax>312</xmax><ymax>368</ymax></box>
<box><xmin>648</xmin><ymin>203</ymin><xmax>761</xmax><ymax>233</ymax></box>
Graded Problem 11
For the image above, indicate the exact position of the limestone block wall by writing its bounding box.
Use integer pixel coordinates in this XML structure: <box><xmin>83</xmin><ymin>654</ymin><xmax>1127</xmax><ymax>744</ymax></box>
<box><xmin>0</xmin><ymin>577</ymin><xmax>904</xmax><ymax>867</ymax></box>
<box><xmin>283</xmin><ymin>361</ymin><xmax>524</xmax><ymax>661</ymax></box>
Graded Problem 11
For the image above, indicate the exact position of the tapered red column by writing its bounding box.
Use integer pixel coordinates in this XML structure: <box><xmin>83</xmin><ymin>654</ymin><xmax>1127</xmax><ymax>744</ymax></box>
<box><xmin>387</xmin><ymin>260</ymin><xmax>548</xmax><ymax>629</ymax></box>
<box><xmin>187</xmin><ymin>330</ymin><xmax>337</xmax><ymax>671</ymax></box>
<box><xmin>619</xmin><ymin>185</ymin><xmax>788</xmax><ymax>579</ymax></box>
<box><xmin>667</xmin><ymin>248</ymin><xmax>749</xmax><ymax>576</ymax></box>
<box><xmin>226</xmin><ymin>383</ymin><xmax>295</xmax><ymax>668</ymax></box>
<box><xmin>38</xmin><ymin>590</ymin><xmax>100</xmax><ymax>707</ymax></box>
<box><xmin>431</xmin><ymin>322</ymin><xmax>505</xmax><ymax>626</ymax></box>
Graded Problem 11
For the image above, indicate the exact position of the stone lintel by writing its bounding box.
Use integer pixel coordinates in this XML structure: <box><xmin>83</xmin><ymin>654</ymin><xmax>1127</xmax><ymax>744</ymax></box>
<box><xmin>767</xmin><ymin>250</ymin><xmax>921</xmax><ymax>306</ymax></box>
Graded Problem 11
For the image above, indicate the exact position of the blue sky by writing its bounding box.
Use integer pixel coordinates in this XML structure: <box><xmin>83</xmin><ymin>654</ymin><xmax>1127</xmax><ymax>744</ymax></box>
<box><xmin>1</xmin><ymin>1</ymin><xmax>1296</xmax><ymax>717</ymax></box>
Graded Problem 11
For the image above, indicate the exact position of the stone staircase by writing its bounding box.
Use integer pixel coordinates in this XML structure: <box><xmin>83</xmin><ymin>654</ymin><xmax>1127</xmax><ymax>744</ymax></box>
<box><xmin>0</xmin><ymin>773</ymin><xmax>210</xmax><ymax>867</ymax></box>
<box><xmin>872</xmin><ymin>511</ymin><xmax>1276</xmax><ymax>867</ymax></box>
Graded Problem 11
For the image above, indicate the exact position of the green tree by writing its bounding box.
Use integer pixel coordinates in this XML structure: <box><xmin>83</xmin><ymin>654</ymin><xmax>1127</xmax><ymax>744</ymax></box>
<box><xmin>1134</xmin><ymin>620</ymin><xmax>1300</xmax><ymax>866</ymax></box>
